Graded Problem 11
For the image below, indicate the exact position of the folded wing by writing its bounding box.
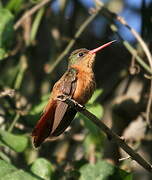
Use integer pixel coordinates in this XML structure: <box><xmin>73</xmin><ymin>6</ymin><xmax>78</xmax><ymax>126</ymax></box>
<box><xmin>32</xmin><ymin>68</ymin><xmax>77</xmax><ymax>147</ymax></box>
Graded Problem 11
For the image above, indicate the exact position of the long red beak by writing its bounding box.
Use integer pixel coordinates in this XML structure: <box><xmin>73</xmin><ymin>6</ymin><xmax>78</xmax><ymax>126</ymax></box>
<box><xmin>89</xmin><ymin>40</ymin><xmax>116</xmax><ymax>54</ymax></box>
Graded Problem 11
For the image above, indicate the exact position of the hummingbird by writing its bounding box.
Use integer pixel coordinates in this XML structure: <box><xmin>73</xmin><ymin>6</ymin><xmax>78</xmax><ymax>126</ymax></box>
<box><xmin>32</xmin><ymin>40</ymin><xmax>115</xmax><ymax>147</ymax></box>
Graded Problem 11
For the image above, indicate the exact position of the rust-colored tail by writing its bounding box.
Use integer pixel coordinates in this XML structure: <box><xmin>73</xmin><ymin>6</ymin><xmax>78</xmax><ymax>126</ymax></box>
<box><xmin>32</xmin><ymin>99</ymin><xmax>77</xmax><ymax>147</ymax></box>
<box><xmin>32</xmin><ymin>100</ymin><xmax>57</xmax><ymax>147</ymax></box>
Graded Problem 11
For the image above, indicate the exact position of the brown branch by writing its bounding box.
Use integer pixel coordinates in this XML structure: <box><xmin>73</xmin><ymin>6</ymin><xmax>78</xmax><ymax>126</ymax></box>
<box><xmin>116</xmin><ymin>15</ymin><xmax>152</xmax><ymax>68</ymax></box>
<box><xmin>146</xmin><ymin>81</ymin><xmax>152</xmax><ymax>127</ymax></box>
<box><xmin>57</xmin><ymin>95</ymin><xmax>152</xmax><ymax>173</ymax></box>
<box><xmin>115</xmin><ymin>15</ymin><xmax>152</xmax><ymax>128</ymax></box>
<box><xmin>95</xmin><ymin>0</ymin><xmax>152</xmax><ymax>68</ymax></box>
<box><xmin>129</xmin><ymin>54</ymin><xmax>140</xmax><ymax>75</ymax></box>
<box><xmin>119</xmin><ymin>156</ymin><xmax>131</xmax><ymax>161</ymax></box>
<box><xmin>0</xmin><ymin>89</ymin><xmax>15</xmax><ymax>98</ymax></box>
<box><xmin>14</xmin><ymin>0</ymin><xmax>51</xmax><ymax>30</ymax></box>
<box><xmin>95</xmin><ymin>0</ymin><xmax>152</xmax><ymax>126</ymax></box>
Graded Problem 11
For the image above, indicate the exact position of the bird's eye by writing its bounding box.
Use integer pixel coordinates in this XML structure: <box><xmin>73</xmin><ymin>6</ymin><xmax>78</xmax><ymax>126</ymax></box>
<box><xmin>78</xmin><ymin>52</ymin><xmax>84</xmax><ymax>57</ymax></box>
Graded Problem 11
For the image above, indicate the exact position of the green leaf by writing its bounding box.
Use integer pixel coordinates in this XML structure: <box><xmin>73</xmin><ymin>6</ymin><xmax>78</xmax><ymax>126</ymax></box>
<box><xmin>0</xmin><ymin>63</ymin><xmax>19</xmax><ymax>86</ymax></box>
<box><xmin>78</xmin><ymin>103</ymin><xmax>103</xmax><ymax>135</ymax></box>
<box><xmin>0</xmin><ymin>160</ymin><xmax>40</xmax><ymax>180</ymax></box>
<box><xmin>83</xmin><ymin>133</ymin><xmax>105</xmax><ymax>152</ymax></box>
<box><xmin>80</xmin><ymin>160</ymin><xmax>132</xmax><ymax>180</ymax></box>
<box><xmin>31</xmin><ymin>158</ymin><xmax>54</xmax><ymax>180</ymax></box>
<box><xmin>26</xmin><ymin>93</ymin><xmax>50</xmax><ymax>127</ymax></box>
<box><xmin>0</xmin><ymin>48</ymin><xmax>7</xmax><ymax>58</ymax></box>
<box><xmin>0</xmin><ymin>8</ymin><xmax>14</xmax><ymax>60</ymax></box>
<box><xmin>25</xmin><ymin>94</ymin><xmax>50</xmax><ymax>126</ymax></box>
<box><xmin>88</xmin><ymin>89</ymin><xmax>103</xmax><ymax>104</ymax></box>
<box><xmin>0</xmin><ymin>2</ymin><xmax>2</xmax><ymax>8</ymax></box>
<box><xmin>86</xmin><ymin>103</ymin><xmax>103</xmax><ymax>119</ymax></box>
<box><xmin>0</xmin><ymin>151</ymin><xmax>11</xmax><ymax>163</ymax></box>
<box><xmin>0</xmin><ymin>159</ymin><xmax>17</xmax><ymax>177</ymax></box>
<box><xmin>29</xmin><ymin>94</ymin><xmax>50</xmax><ymax>115</ymax></box>
<box><xmin>6</xmin><ymin>0</ymin><xmax>24</xmax><ymax>14</ymax></box>
<box><xmin>30</xmin><ymin>8</ymin><xmax>45</xmax><ymax>44</ymax></box>
<box><xmin>0</xmin><ymin>130</ymin><xmax>28</xmax><ymax>152</ymax></box>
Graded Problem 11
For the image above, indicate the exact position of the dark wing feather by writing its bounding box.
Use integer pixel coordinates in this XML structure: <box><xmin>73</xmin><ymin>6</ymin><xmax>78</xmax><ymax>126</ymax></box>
<box><xmin>52</xmin><ymin>108</ymin><xmax>77</xmax><ymax>136</ymax></box>
<box><xmin>50</xmin><ymin>68</ymin><xmax>77</xmax><ymax>136</ymax></box>
<box><xmin>51</xmin><ymin>101</ymin><xmax>68</xmax><ymax>133</ymax></box>
<box><xmin>32</xmin><ymin>68</ymin><xmax>77</xmax><ymax>147</ymax></box>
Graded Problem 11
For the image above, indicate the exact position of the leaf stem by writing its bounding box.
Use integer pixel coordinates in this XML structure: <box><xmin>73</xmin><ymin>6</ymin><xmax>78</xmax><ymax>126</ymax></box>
<box><xmin>8</xmin><ymin>113</ymin><xmax>20</xmax><ymax>132</ymax></box>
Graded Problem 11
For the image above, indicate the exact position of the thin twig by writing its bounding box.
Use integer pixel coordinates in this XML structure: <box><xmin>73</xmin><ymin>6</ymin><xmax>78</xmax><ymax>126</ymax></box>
<box><xmin>110</xmin><ymin>22</ymin><xmax>152</xmax><ymax>126</ymax></box>
<box><xmin>115</xmin><ymin>17</ymin><xmax>152</xmax><ymax>127</ymax></box>
<box><xmin>95</xmin><ymin>0</ymin><xmax>152</xmax><ymax>127</ymax></box>
<box><xmin>116</xmin><ymin>15</ymin><xmax>152</xmax><ymax>128</ymax></box>
<box><xmin>146</xmin><ymin>82</ymin><xmax>152</xmax><ymax>126</ymax></box>
<box><xmin>14</xmin><ymin>0</ymin><xmax>51</xmax><ymax>30</ymax></box>
<box><xmin>57</xmin><ymin>95</ymin><xmax>152</xmax><ymax>173</ymax></box>
<box><xmin>110</xmin><ymin>24</ymin><xmax>152</xmax><ymax>75</ymax></box>
<box><xmin>0</xmin><ymin>89</ymin><xmax>15</xmax><ymax>98</ymax></box>
<box><xmin>14</xmin><ymin>55</ymin><xmax>28</xmax><ymax>90</ymax></box>
<box><xmin>95</xmin><ymin>0</ymin><xmax>152</xmax><ymax>67</ymax></box>
<box><xmin>129</xmin><ymin>54</ymin><xmax>140</xmax><ymax>75</ymax></box>
<box><xmin>46</xmin><ymin>7</ymin><xmax>102</xmax><ymax>74</ymax></box>
<box><xmin>8</xmin><ymin>113</ymin><xmax>20</xmax><ymax>132</ymax></box>
<box><xmin>119</xmin><ymin>156</ymin><xmax>131</xmax><ymax>162</ymax></box>
<box><xmin>116</xmin><ymin>16</ymin><xmax>152</xmax><ymax>69</ymax></box>
<box><xmin>30</xmin><ymin>7</ymin><xmax>45</xmax><ymax>43</ymax></box>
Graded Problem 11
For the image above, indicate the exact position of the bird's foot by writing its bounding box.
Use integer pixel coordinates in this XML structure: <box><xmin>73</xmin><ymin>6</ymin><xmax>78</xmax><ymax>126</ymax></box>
<box><xmin>57</xmin><ymin>94</ymin><xmax>85</xmax><ymax>111</ymax></box>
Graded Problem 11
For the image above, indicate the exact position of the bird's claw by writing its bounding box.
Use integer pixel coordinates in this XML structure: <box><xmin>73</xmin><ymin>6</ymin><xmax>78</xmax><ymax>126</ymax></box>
<box><xmin>57</xmin><ymin>94</ymin><xmax>85</xmax><ymax>111</ymax></box>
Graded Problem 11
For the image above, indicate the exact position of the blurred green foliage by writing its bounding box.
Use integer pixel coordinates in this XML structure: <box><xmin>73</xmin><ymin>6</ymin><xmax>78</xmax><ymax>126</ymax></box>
<box><xmin>1</xmin><ymin>0</ymin><xmax>152</xmax><ymax>179</ymax></box>
<box><xmin>0</xmin><ymin>8</ymin><xmax>14</xmax><ymax>59</ymax></box>
<box><xmin>0</xmin><ymin>129</ymin><xmax>28</xmax><ymax>152</ymax></box>
<box><xmin>79</xmin><ymin>161</ymin><xmax>132</xmax><ymax>180</ymax></box>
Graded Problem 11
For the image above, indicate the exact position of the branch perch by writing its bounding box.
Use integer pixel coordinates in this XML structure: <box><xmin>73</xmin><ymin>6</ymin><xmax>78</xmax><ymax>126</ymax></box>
<box><xmin>57</xmin><ymin>95</ymin><xmax>152</xmax><ymax>173</ymax></box>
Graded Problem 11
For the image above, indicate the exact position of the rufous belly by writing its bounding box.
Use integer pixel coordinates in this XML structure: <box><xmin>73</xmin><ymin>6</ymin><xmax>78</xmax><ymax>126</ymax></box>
<box><xmin>73</xmin><ymin>67</ymin><xmax>96</xmax><ymax>105</ymax></box>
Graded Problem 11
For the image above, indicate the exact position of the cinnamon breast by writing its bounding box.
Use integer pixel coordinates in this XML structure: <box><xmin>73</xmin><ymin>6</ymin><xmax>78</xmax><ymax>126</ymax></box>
<box><xmin>72</xmin><ymin>65</ymin><xmax>96</xmax><ymax>105</ymax></box>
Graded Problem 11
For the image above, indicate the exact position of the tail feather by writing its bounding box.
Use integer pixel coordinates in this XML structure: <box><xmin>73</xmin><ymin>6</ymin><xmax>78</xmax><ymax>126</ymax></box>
<box><xmin>32</xmin><ymin>100</ymin><xmax>57</xmax><ymax>147</ymax></box>
<box><xmin>32</xmin><ymin>100</ymin><xmax>77</xmax><ymax>147</ymax></box>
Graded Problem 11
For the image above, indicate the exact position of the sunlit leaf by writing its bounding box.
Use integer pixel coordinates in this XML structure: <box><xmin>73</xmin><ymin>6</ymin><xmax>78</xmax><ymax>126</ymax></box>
<box><xmin>86</xmin><ymin>103</ymin><xmax>103</xmax><ymax>119</ymax></box>
<box><xmin>83</xmin><ymin>133</ymin><xmax>105</xmax><ymax>153</ymax></box>
<box><xmin>29</xmin><ymin>94</ymin><xmax>50</xmax><ymax>115</ymax></box>
<box><xmin>0</xmin><ymin>130</ymin><xmax>28</xmax><ymax>152</ymax></box>
<box><xmin>80</xmin><ymin>160</ymin><xmax>132</xmax><ymax>180</ymax></box>
<box><xmin>88</xmin><ymin>89</ymin><xmax>103</xmax><ymax>104</ymax></box>
<box><xmin>6</xmin><ymin>0</ymin><xmax>24</xmax><ymax>14</ymax></box>
<box><xmin>0</xmin><ymin>151</ymin><xmax>11</xmax><ymax>163</ymax></box>
<box><xmin>31</xmin><ymin>158</ymin><xmax>54</xmax><ymax>180</ymax></box>
<box><xmin>0</xmin><ymin>8</ymin><xmax>14</xmax><ymax>60</ymax></box>
<box><xmin>78</xmin><ymin>103</ymin><xmax>103</xmax><ymax>135</ymax></box>
<box><xmin>0</xmin><ymin>160</ymin><xmax>40</xmax><ymax>180</ymax></box>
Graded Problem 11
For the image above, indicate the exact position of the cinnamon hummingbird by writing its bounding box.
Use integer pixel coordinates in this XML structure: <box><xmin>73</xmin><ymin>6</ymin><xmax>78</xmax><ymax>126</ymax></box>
<box><xmin>32</xmin><ymin>40</ymin><xmax>115</xmax><ymax>147</ymax></box>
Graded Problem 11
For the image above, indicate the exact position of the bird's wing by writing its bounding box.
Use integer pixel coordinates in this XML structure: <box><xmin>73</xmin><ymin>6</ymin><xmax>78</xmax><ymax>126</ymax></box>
<box><xmin>51</xmin><ymin>68</ymin><xmax>77</xmax><ymax>135</ymax></box>
<box><xmin>32</xmin><ymin>68</ymin><xmax>77</xmax><ymax>147</ymax></box>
